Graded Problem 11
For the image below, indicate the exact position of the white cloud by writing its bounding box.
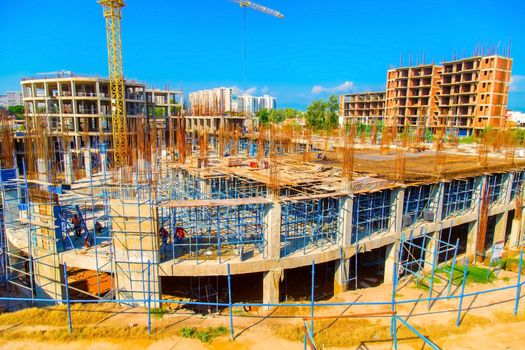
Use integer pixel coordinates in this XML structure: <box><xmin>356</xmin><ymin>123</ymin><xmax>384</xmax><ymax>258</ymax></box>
<box><xmin>261</xmin><ymin>86</ymin><xmax>270</xmax><ymax>94</ymax></box>
<box><xmin>311</xmin><ymin>81</ymin><xmax>355</xmax><ymax>95</ymax></box>
<box><xmin>510</xmin><ymin>75</ymin><xmax>525</xmax><ymax>92</ymax></box>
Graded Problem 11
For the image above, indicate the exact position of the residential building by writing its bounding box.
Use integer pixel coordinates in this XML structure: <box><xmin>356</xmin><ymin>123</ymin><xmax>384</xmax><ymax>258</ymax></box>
<box><xmin>340</xmin><ymin>53</ymin><xmax>513</xmax><ymax>136</ymax></box>
<box><xmin>340</xmin><ymin>92</ymin><xmax>385</xmax><ymax>124</ymax></box>
<box><xmin>439</xmin><ymin>55</ymin><xmax>512</xmax><ymax>135</ymax></box>
<box><xmin>188</xmin><ymin>87</ymin><xmax>276</xmax><ymax>131</ymax></box>
<box><xmin>6</xmin><ymin>91</ymin><xmax>23</xmax><ymax>107</ymax></box>
<box><xmin>385</xmin><ymin>64</ymin><xmax>442</xmax><ymax>129</ymax></box>
<box><xmin>20</xmin><ymin>74</ymin><xmax>183</xmax><ymax>156</ymax></box>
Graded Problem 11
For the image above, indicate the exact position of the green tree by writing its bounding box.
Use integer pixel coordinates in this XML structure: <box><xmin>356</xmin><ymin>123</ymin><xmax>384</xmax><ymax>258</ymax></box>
<box><xmin>257</xmin><ymin>108</ymin><xmax>269</xmax><ymax>125</ymax></box>
<box><xmin>305</xmin><ymin>94</ymin><xmax>340</xmax><ymax>130</ymax></box>
<box><xmin>8</xmin><ymin>105</ymin><xmax>24</xmax><ymax>118</ymax></box>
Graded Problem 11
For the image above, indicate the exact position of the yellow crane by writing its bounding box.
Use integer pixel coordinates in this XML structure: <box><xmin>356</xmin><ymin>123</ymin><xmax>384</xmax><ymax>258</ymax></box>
<box><xmin>98</xmin><ymin>0</ymin><xmax>127</xmax><ymax>168</ymax></box>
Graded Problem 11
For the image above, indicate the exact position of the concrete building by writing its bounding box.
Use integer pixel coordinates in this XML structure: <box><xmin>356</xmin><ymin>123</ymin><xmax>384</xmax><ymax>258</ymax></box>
<box><xmin>385</xmin><ymin>64</ymin><xmax>442</xmax><ymax>129</ymax></box>
<box><xmin>20</xmin><ymin>75</ymin><xmax>183</xmax><ymax>156</ymax></box>
<box><xmin>340</xmin><ymin>54</ymin><xmax>513</xmax><ymax>136</ymax></box>
<box><xmin>189</xmin><ymin>87</ymin><xmax>238</xmax><ymax>116</ymax></box>
<box><xmin>439</xmin><ymin>55</ymin><xmax>512</xmax><ymax>136</ymax></box>
<box><xmin>6</xmin><ymin>91</ymin><xmax>23</xmax><ymax>107</ymax></box>
<box><xmin>340</xmin><ymin>92</ymin><xmax>385</xmax><ymax>124</ymax></box>
<box><xmin>188</xmin><ymin>88</ymin><xmax>276</xmax><ymax>131</ymax></box>
<box><xmin>1</xmin><ymin>128</ymin><xmax>524</xmax><ymax>307</ymax></box>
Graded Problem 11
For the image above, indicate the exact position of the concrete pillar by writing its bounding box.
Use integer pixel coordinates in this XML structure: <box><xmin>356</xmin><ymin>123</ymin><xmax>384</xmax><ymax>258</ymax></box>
<box><xmin>383</xmin><ymin>241</ymin><xmax>400</xmax><ymax>283</ymax></box>
<box><xmin>37</xmin><ymin>158</ymin><xmax>48</xmax><ymax>182</ymax></box>
<box><xmin>504</xmin><ymin>173</ymin><xmax>514</xmax><ymax>205</ymax></box>
<box><xmin>100</xmin><ymin>145</ymin><xmax>108</xmax><ymax>174</ymax></box>
<box><xmin>509</xmin><ymin>217</ymin><xmax>523</xmax><ymax>248</ymax></box>
<box><xmin>63</xmin><ymin>151</ymin><xmax>74</xmax><ymax>184</ymax></box>
<box><xmin>334</xmin><ymin>180</ymin><xmax>354</xmax><ymax>294</ymax></box>
<box><xmin>424</xmin><ymin>230</ymin><xmax>440</xmax><ymax>270</ymax></box>
<box><xmin>493</xmin><ymin>212</ymin><xmax>508</xmax><ymax>244</ymax></box>
<box><xmin>390</xmin><ymin>188</ymin><xmax>405</xmax><ymax>234</ymax></box>
<box><xmin>111</xmin><ymin>199</ymin><xmax>161</xmax><ymax>307</ymax></box>
<box><xmin>334</xmin><ymin>253</ymin><xmax>350</xmax><ymax>294</ymax></box>
<box><xmin>466</xmin><ymin>220</ymin><xmax>478</xmax><ymax>258</ymax></box>
<box><xmin>263</xmin><ymin>268</ymin><xmax>282</xmax><ymax>309</ymax></box>
<box><xmin>84</xmin><ymin>150</ymin><xmax>92</xmax><ymax>175</ymax></box>
<box><xmin>199</xmin><ymin>178</ymin><xmax>211</xmax><ymax>197</ymax></box>
<box><xmin>264</xmin><ymin>189</ymin><xmax>281</xmax><ymax>260</ymax></box>
<box><xmin>432</xmin><ymin>182</ymin><xmax>445</xmax><ymax>223</ymax></box>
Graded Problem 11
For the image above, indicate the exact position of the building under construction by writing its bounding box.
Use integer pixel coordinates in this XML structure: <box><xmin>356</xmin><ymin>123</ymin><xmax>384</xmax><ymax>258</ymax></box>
<box><xmin>341</xmin><ymin>52</ymin><xmax>513</xmax><ymax>136</ymax></box>
<box><xmin>0</xmin><ymin>109</ymin><xmax>524</xmax><ymax>307</ymax></box>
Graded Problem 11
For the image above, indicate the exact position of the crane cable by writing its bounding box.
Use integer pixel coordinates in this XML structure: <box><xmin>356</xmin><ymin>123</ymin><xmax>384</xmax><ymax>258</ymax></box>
<box><xmin>243</xmin><ymin>6</ymin><xmax>248</xmax><ymax>92</ymax></box>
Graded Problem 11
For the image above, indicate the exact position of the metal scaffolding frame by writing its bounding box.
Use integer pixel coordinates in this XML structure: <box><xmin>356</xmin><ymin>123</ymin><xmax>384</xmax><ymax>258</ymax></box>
<box><xmin>280</xmin><ymin>196</ymin><xmax>341</xmax><ymax>257</ymax></box>
<box><xmin>352</xmin><ymin>190</ymin><xmax>392</xmax><ymax>243</ymax></box>
<box><xmin>442</xmin><ymin>178</ymin><xmax>477</xmax><ymax>219</ymax></box>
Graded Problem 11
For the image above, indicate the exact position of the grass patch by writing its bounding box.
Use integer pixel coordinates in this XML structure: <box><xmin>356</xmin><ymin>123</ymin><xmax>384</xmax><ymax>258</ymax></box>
<box><xmin>500</xmin><ymin>256</ymin><xmax>525</xmax><ymax>273</ymax></box>
<box><xmin>271</xmin><ymin>313</ymin><xmax>499</xmax><ymax>348</ymax></box>
<box><xmin>150</xmin><ymin>308</ymin><xmax>167</xmax><ymax>320</ymax></box>
<box><xmin>179</xmin><ymin>326</ymin><xmax>228</xmax><ymax>343</ymax></box>
<box><xmin>0</xmin><ymin>304</ymin><xmax>118</xmax><ymax>327</ymax></box>
<box><xmin>436</xmin><ymin>264</ymin><xmax>496</xmax><ymax>286</ymax></box>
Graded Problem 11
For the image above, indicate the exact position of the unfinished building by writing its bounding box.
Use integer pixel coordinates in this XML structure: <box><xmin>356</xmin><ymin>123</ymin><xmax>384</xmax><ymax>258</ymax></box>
<box><xmin>340</xmin><ymin>53</ymin><xmax>513</xmax><ymax>136</ymax></box>
<box><xmin>20</xmin><ymin>74</ymin><xmax>183</xmax><ymax>162</ymax></box>
<box><xmin>0</xmin><ymin>109</ymin><xmax>524</xmax><ymax>307</ymax></box>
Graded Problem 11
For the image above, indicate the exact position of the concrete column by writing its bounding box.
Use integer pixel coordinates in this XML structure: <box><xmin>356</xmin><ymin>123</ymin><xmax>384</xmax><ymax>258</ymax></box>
<box><xmin>37</xmin><ymin>158</ymin><xmax>48</xmax><ymax>182</ymax></box>
<box><xmin>63</xmin><ymin>151</ymin><xmax>74</xmax><ymax>184</ymax></box>
<box><xmin>433</xmin><ymin>182</ymin><xmax>445</xmax><ymax>223</ymax></box>
<box><xmin>264</xmin><ymin>189</ymin><xmax>281</xmax><ymax>260</ymax></box>
<box><xmin>383</xmin><ymin>241</ymin><xmax>400</xmax><ymax>283</ymax></box>
<box><xmin>84</xmin><ymin>150</ymin><xmax>92</xmax><ymax>175</ymax></box>
<box><xmin>390</xmin><ymin>188</ymin><xmax>405</xmax><ymax>234</ymax></box>
<box><xmin>263</xmin><ymin>268</ymin><xmax>282</xmax><ymax>309</ymax></box>
<box><xmin>100</xmin><ymin>144</ymin><xmax>108</xmax><ymax>174</ymax></box>
<box><xmin>504</xmin><ymin>172</ymin><xmax>514</xmax><ymax>205</ymax></box>
<box><xmin>509</xmin><ymin>216</ymin><xmax>523</xmax><ymax>248</ymax></box>
<box><xmin>466</xmin><ymin>220</ymin><xmax>478</xmax><ymax>258</ymax></box>
<box><xmin>424</xmin><ymin>230</ymin><xmax>440</xmax><ymax>270</ymax></box>
<box><xmin>334</xmin><ymin>253</ymin><xmax>350</xmax><ymax>293</ymax></box>
<box><xmin>199</xmin><ymin>178</ymin><xmax>211</xmax><ymax>197</ymax></box>
<box><xmin>493</xmin><ymin>212</ymin><xmax>508</xmax><ymax>244</ymax></box>
<box><xmin>111</xmin><ymin>199</ymin><xmax>161</xmax><ymax>307</ymax></box>
<box><xmin>339</xmin><ymin>190</ymin><xmax>354</xmax><ymax>246</ymax></box>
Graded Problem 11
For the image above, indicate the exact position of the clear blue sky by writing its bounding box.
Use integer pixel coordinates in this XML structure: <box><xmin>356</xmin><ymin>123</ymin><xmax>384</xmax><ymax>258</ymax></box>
<box><xmin>1</xmin><ymin>0</ymin><xmax>524</xmax><ymax>110</ymax></box>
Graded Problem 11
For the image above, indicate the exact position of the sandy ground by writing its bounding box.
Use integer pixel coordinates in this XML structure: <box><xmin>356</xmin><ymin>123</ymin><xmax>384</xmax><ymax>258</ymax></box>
<box><xmin>0</xmin><ymin>269</ymin><xmax>523</xmax><ymax>349</ymax></box>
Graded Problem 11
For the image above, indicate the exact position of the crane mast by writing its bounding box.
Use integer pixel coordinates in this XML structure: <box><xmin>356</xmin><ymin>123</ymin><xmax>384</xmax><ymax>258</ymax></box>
<box><xmin>99</xmin><ymin>0</ymin><xmax>127</xmax><ymax>168</ymax></box>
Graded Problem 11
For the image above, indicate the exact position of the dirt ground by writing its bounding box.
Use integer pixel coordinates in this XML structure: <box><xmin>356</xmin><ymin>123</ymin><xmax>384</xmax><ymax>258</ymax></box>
<box><xmin>0</xmin><ymin>269</ymin><xmax>523</xmax><ymax>349</ymax></box>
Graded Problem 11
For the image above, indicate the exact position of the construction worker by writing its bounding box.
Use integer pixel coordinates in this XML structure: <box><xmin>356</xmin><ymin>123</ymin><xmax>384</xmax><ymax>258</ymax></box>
<box><xmin>71</xmin><ymin>214</ymin><xmax>81</xmax><ymax>239</ymax></box>
<box><xmin>83</xmin><ymin>228</ymin><xmax>91</xmax><ymax>248</ymax></box>
<box><xmin>95</xmin><ymin>221</ymin><xmax>103</xmax><ymax>235</ymax></box>
<box><xmin>159</xmin><ymin>226</ymin><xmax>169</xmax><ymax>259</ymax></box>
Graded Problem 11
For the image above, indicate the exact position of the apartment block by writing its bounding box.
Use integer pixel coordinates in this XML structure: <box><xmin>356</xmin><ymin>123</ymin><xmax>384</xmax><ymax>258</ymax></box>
<box><xmin>385</xmin><ymin>64</ymin><xmax>442</xmax><ymax>128</ymax></box>
<box><xmin>189</xmin><ymin>87</ymin><xmax>238</xmax><ymax>116</ymax></box>
<box><xmin>340</xmin><ymin>54</ymin><xmax>513</xmax><ymax>135</ymax></box>
<box><xmin>439</xmin><ymin>55</ymin><xmax>512</xmax><ymax>135</ymax></box>
<box><xmin>340</xmin><ymin>91</ymin><xmax>385</xmax><ymax>124</ymax></box>
<box><xmin>188</xmin><ymin>88</ymin><xmax>276</xmax><ymax>131</ymax></box>
<box><xmin>20</xmin><ymin>75</ymin><xmax>182</xmax><ymax>155</ymax></box>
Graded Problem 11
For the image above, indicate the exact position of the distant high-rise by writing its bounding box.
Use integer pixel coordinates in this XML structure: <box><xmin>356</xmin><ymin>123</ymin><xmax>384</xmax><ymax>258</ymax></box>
<box><xmin>0</xmin><ymin>91</ymin><xmax>23</xmax><ymax>108</ymax></box>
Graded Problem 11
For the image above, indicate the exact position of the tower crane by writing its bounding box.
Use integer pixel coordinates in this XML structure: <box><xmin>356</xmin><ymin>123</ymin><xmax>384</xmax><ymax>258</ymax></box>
<box><xmin>231</xmin><ymin>0</ymin><xmax>284</xmax><ymax>18</ymax></box>
<box><xmin>98</xmin><ymin>0</ymin><xmax>127</xmax><ymax>168</ymax></box>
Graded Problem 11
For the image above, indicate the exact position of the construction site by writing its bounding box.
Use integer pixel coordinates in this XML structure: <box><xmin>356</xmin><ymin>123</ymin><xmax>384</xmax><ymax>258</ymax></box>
<box><xmin>0</xmin><ymin>1</ymin><xmax>524</xmax><ymax>349</ymax></box>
